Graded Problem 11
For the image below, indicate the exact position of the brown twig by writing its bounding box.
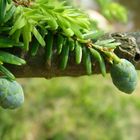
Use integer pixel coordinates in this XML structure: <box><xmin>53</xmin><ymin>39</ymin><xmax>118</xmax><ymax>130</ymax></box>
<box><xmin>13</xmin><ymin>0</ymin><xmax>31</xmax><ymax>7</ymax></box>
<box><xmin>3</xmin><ymin>32</ymin><xmax>140</xmax><ymax>78</ymax></box>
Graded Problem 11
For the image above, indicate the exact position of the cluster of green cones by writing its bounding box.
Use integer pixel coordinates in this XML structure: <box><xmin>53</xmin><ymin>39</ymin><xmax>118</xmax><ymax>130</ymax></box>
<box><xmin>0</xmin><ymin>78</ymin><xmax>24</xmax><ymax>109</ymax></box>
<box><xmin>110</xmin><ymin>59</ymin><xmax>138</xmax><ymax>94</ymax></box>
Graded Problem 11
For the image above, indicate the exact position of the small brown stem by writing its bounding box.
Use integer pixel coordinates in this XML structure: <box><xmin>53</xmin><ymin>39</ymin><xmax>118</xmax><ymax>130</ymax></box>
<box><xmin>13</xmin><ymin>0</ymin><xmax>31</xmax><ymax>7</ymax></box>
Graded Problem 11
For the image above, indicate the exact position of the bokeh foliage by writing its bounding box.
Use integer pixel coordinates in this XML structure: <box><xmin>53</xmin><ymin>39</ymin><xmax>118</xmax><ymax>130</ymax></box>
<box><xmin>0</xmin><ymin>74</ymin><xmax>140</xmax><ymax>140</ymax></box>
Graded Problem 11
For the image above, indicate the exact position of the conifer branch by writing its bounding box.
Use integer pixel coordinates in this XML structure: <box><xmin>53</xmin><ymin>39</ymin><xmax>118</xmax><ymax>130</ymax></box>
<box><xmin>5</xmin><ymin>32</ymin><xmax>140</xmax><ymax>78</ymax></box>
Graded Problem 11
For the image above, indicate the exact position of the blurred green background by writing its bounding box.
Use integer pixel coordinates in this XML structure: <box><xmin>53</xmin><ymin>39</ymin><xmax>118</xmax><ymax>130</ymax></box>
<box><xmin>1</xmin><ymin>75</ymin><xmax>140</xmax><ymax>140</ymax></box>
<box><xmin>1</xmin><ymin>0</ymin><xmax>140</xmax><ymax>140</ymax></box>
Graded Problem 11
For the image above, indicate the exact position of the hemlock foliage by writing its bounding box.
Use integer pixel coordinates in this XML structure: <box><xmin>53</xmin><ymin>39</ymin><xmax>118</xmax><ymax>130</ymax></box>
<box><xmin>0</xmin><ymin>0</ymin><xmax>138</xmax><ymax>109</ymax></box>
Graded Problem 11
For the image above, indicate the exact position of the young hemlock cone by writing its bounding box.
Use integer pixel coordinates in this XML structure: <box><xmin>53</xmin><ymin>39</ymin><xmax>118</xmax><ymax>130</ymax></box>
<box><xmin>0</xmin><ymin>78</ymin><xmax>24</xmax><ymax>109</ymax></box>
<box><xmin>110</xmin><ymin>59</ymin><xmax>138</xmax><ymax>94</ymax></box>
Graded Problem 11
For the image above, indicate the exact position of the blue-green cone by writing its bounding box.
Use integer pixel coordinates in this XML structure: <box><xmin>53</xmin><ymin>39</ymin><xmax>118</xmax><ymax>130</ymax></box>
<box><xmin>0</xmin><ymin>78</ymin><xmax>24</xmax><ymax>109</ymax></box>
<box><xmin>110</xmin><ymin>59</ymin><xmax>138</xmax><ymax>94</ymax></box>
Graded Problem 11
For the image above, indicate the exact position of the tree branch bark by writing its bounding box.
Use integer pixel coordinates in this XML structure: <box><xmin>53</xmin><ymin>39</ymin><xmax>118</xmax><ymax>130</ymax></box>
<box><xmin>5</xmin><ymin>32</ymin><xmax>140</xmax><ymax>78</ymax></box>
